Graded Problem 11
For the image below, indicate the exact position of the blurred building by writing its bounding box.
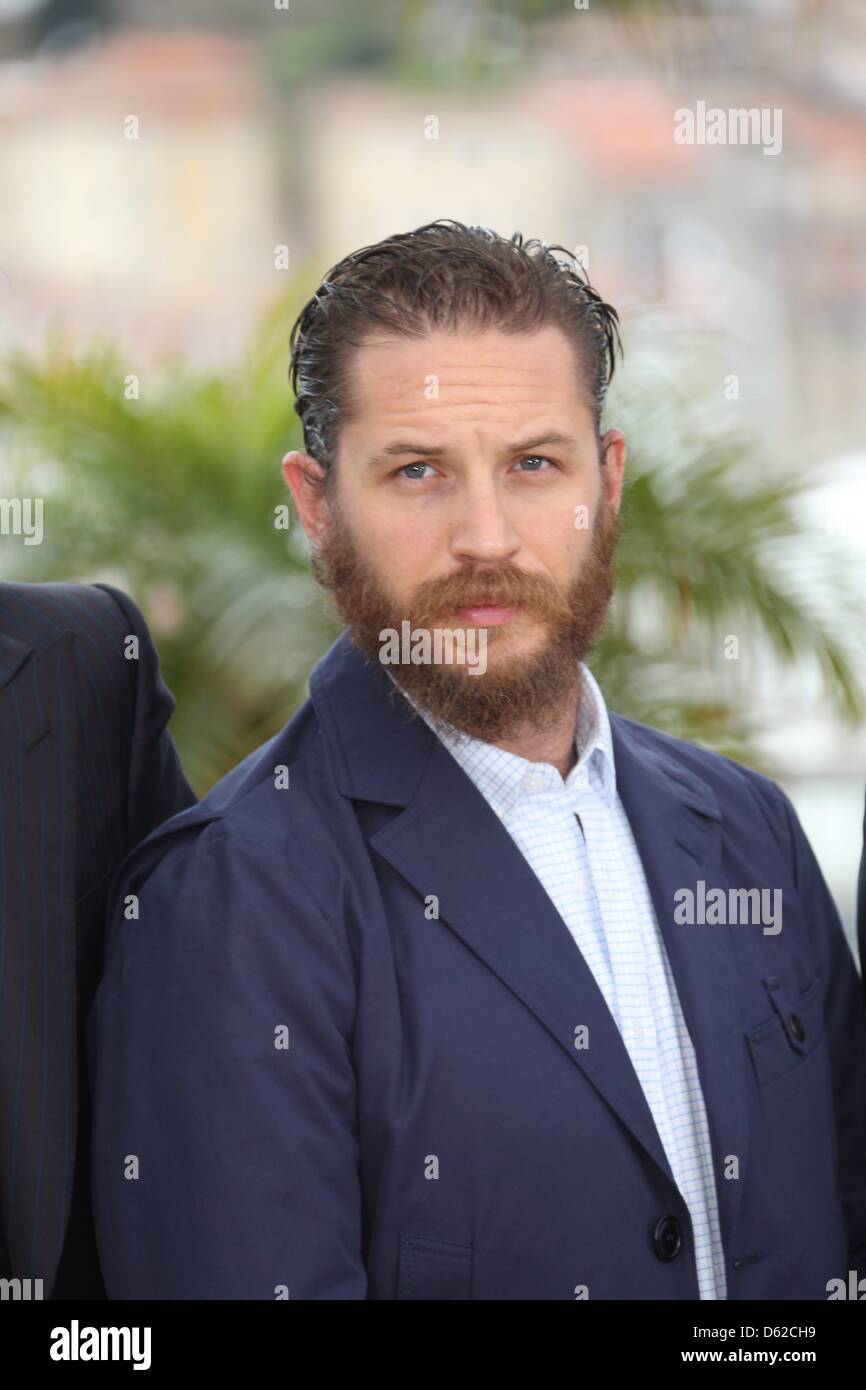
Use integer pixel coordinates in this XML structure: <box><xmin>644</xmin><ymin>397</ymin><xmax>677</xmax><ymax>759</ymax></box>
<box><xmin>0</xmin><ymin>28</ymin><xmax>284</xmax><ymax>364</ymax></box>
<box><xmin>1</xmin><ymin>5</ymin><xmax>865</xmax><ymax>441</ymax></box>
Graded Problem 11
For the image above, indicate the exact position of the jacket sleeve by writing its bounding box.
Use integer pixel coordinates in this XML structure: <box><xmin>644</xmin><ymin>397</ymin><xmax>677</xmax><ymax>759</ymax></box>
<box><xmin>858</xmin><ymin>788</ymin><xmax>866</xmax><ymax>1006</ymax></box>
<box><xmin>88</xmin><ymin>825</ymin><xmax>367</xmax><ymax>1299</ymax></box>
<box><xmin>92</xmin><ymin>582</ymin><xmax>197</xmax><ymax>843</ymax></box>
<box><xmin>776</xmin><ymin>787</ymin><xmax>866</xmax><ymax>1277</ymax></box>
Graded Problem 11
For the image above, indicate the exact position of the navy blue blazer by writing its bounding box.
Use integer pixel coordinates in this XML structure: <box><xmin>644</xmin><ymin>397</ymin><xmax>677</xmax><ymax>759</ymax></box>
<box><xmin>89</xmin><ymin>630</ymin><xmax>866</xmax><ymax>1299</ymax></box>
<box><xmin>0</xmin><ymin>582</ymin><xmax>195</xmax><ymax>1297</ymax></box>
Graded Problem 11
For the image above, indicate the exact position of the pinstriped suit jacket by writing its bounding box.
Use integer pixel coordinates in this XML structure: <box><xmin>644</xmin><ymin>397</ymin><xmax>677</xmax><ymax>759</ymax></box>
<box><xmin>859</xmin><ymin>794</ymin><xmax>866</xmax><ymax>1006</ymax></box>
<box><xmin>0</xmin><ymin>581</ymin><xmax>195</xmax><ymax>1297</ymax></box>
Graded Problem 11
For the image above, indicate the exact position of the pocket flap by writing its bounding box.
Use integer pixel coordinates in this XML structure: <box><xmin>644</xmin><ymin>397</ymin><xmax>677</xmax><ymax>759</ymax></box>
<box><xmin>397</xmin><ymin>1234</ymin><xmax>473</xmax><ymax>1300</ymax></box>
<box><xmin>747</xmin><ymin>973</ymin><xmax>825</xmax><ymax>1085</ymax></box>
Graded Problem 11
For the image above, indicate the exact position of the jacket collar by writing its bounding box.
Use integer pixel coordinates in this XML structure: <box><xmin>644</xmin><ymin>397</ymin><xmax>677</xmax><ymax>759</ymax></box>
<box><xmin>392</xmin><ymin>660</ymin><xmax>617</xmax><ymax>818</ymax></box>
<box><xmin>309</xmin><ymin>629</ymin><xmax>720</xmax><ymax>823</ymax></box>
<box><xmin>308</xmin><ymin>630</ymin><xmax>438</xmax><ymax>807</ymax></box>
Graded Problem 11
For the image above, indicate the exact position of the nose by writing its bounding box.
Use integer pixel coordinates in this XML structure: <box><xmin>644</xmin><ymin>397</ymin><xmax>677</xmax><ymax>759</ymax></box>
<box><xmin>448</xmin><ymin>477</ymin><xmax>521</xmax><ymax>566</ymax></box>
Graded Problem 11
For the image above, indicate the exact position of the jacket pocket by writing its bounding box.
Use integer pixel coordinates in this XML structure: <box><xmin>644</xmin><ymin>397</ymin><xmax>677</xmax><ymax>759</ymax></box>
<box><xmin>397</xmin><ymin>1233</ymin><xmax>473</xmax><ymax>1300</ymax></box>
<box><xmin>747</xmin><ymin>973</ymin><xmax>825</xmax><ymax>1085</ymax></box>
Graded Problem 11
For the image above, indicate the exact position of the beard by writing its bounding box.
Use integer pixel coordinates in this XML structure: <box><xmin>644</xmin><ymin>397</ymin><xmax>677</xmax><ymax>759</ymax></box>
<box><xmin>310</xmin><ymin>491</ymin><xmax>620</xmax><ymax>745</ymax></box>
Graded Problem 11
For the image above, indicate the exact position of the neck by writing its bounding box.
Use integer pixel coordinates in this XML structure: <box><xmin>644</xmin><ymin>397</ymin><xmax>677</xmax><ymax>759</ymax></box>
<box><xmin>491</xmin><ymin>701</ymin><xmax>581</xmax><ymax>780</ymax></box>
<box><xmin>393</xmin><ymin>666</ymin><xmax>588</xmax><ymax>780</ymax></box>
<box><xmin>474</xmin><ymin>668</ymin><xmax>584</xmax><ymax>780</ymax></box>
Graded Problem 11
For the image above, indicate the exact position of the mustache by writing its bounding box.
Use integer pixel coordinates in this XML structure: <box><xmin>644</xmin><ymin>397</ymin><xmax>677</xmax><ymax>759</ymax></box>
<box><xmin>412</xmin><ymin>566</ymin><xmax>564</xmax><ymax>618</ymax></box>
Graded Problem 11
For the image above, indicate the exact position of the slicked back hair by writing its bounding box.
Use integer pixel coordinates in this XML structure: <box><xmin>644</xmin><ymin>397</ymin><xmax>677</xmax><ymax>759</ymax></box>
<box><xmin>288</xmin><ymin>219</ymin><xmax>623</xmax><ymax>485</ymax></box>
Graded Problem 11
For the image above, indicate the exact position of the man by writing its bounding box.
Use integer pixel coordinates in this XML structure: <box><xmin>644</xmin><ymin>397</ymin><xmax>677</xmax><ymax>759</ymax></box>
<box><xmin>90</xmin><ymin>220</ymin><xmax>866</xmax><ymax>1300</ymax></box>
<box><xmin>0</xmin><ymin>580</ymin><xmax>195</xmax><ymax>1298</ymax></box>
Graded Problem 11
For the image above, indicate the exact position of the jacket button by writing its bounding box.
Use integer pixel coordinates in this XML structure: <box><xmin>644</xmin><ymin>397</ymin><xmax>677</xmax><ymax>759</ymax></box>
<box><xmin>788</xmin><ymin>1012</ymin><xmax>806</xmax><ymax>1042</ymax></box>
<box><xmin>652</xmin><ymin>1215</ymin><xmax>682</xmax><ymax>1261</ymax></box>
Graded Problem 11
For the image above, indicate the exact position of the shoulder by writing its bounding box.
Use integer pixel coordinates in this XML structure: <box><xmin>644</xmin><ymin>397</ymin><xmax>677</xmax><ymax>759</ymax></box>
<box><xmin>0</xmin><ymin>579</ymin><xmax>148</xmax><ymax>646</ymax></box>
<box><xmin>102</xmin><ymin>744</ymin><xmax>358</xmax><ymax>998</ymax></box>
<box><xmin>113</xmin><ymin>708</ymin><xmax>349</xmax><ymax>918</ymax></box>
<box><xmin>0</xmin><ymin>582</ymin><xmax>159</xmax><ymax>702</ymax></box>
<box><xmin>0</xmin><ymin>582</ymin><xmax>167</xmax><ymax>730</ymax></box>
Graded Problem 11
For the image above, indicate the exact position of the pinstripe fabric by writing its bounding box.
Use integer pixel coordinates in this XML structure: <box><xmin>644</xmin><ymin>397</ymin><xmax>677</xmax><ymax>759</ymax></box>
<box><xmin>0</xmin><ymin>629</ymin><xmax>76</xmax><ymax>1291</ymax></box>
<box><xmin>858</xmin><ymin>792</ymin><xmax>866</xmax><ymax>999</ymax></box>
<box><xmin>0</xmin><ymin>581</ymin><xmax>195</xmax><ymax>1296</ymax></box>
<box><xmin>400</xmin><ymin>663</ymin><xmax>727</xmax><ymax>1299</ymax></box>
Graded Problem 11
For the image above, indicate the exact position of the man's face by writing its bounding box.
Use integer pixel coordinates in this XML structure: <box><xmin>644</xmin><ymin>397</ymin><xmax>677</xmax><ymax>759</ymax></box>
<box><xmin>285</xmin><ymin>323</ymin><xmax>626</xmax><ymax>743</ymax></box>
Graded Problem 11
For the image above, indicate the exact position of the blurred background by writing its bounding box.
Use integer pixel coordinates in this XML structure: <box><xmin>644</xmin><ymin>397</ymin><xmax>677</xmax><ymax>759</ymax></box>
<box><xmin>0</xmin><ymin>0</ymin><xmax>864</xmax><ymax>953</ymax></box>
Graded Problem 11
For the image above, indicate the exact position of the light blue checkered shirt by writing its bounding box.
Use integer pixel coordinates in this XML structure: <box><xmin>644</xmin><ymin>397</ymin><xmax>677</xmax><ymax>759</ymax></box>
<box><xmin>394</xmin><ymin>662</ymin><xmax>727</xmax><ymax>1299</ymax></box>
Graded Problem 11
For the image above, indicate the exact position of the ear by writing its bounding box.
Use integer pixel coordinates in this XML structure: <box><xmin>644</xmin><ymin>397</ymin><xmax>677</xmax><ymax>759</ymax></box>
<box><xmin>282</xmin><ymin>451</ymin><xmax>330</xmax><ymax>545</ymax></box>
<box><xmin>599</xmin><ymin>428</ymin><xmax>627</xmax><ymax>513</ymax></box>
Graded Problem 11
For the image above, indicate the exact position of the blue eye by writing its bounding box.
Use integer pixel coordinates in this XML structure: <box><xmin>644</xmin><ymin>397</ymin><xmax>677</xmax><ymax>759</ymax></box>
<box><xmin>517</xmin><ymin>455</ymin><xmax>555</xmax><ymax>472</ymax></box>
<box><xmin>395</xmin><ymin>462</ymin><xmax>436</xmax><ymax>481</ymax></box>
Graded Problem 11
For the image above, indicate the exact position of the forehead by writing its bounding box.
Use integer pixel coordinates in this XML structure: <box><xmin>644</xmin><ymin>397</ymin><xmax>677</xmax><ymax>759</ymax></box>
<box><xmin>343</xmin><ymin>323</ymin><xmax>592</xmax><ymax>435</ymax></box>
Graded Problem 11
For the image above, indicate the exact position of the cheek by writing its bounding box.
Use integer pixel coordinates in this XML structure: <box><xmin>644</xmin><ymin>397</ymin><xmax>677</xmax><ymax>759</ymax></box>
<box><xmin>366</xmin><ymin>505</ymin><xmax>444</xmax><ymax>564</ymax></box>
<box><xmin>520</xmin><ymin>499</ymin><xmax>591</xmax><ymax>567</ymax></box>
<box><xmin>356</xmin><ymin>502</ymin><xmax>443</xmax><ymax>586</ymax></box>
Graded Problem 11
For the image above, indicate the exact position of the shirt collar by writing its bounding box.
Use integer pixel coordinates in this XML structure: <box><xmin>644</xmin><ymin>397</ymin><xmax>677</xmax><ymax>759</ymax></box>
<box><xmin>390</xmin><ymin>661</ymin><xmax>617</xmax><ymax>819</ymax></box>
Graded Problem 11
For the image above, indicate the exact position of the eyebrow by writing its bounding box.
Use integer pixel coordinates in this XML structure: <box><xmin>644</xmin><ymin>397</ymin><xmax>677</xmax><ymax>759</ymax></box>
<box><xmin>367</xmin><ymin>430</ymin><xmax>581</xmax><ymax>468</ymax></box>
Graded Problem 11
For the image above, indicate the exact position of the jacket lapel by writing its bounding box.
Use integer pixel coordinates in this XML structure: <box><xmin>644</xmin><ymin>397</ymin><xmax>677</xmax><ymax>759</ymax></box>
<box><xmin>611</xmin><ymin>716</ymin><xmax>749</xmax><ymax>1251</ymax></box>
<box><xmin>369</xmin><ymin>734</ymin><xmax>680</xmax><ymax>1186</ymax></box>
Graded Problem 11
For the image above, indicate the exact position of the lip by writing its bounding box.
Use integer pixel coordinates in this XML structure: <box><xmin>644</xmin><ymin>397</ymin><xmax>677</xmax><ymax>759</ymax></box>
<box><xmin>454</xmin><ymin>603</ymin><xmax>521</xmax><ymax>626</ymax></box>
